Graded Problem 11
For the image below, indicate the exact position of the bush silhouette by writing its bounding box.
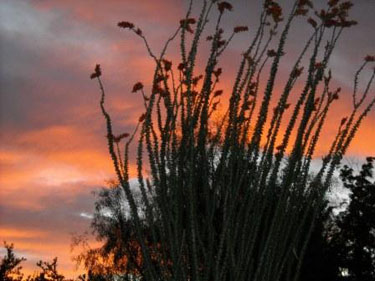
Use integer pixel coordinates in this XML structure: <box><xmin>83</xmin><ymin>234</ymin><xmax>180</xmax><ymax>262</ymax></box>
<box><xmin>90</xmin><ymin>0</ymin><xmax>374</xmax><ymax>280</ymax></box>
<box><xmin>0</xmin><ymin>242</ymin><xmax>26</xmax><ymax>281</ymax></box>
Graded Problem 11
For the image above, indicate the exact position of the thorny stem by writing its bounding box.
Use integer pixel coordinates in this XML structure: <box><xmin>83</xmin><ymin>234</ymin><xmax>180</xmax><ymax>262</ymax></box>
<box><xmin>92</xmin><ymin>1</ymin><xmax>374</xmax><ymax>280</ymax></box>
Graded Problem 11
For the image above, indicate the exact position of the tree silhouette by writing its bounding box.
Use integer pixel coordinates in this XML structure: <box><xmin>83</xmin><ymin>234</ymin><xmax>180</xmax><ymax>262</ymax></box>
<box><xmin>333</xmin><ymin>157</ymin><xmax>375</xmax><ymax>280</ymax></box>
<box><xmin>298</xmin><ymin>157</ymin><xmax>375</xmax><ymax>281</ymax></box>
<box><xmin>30</xmin><ymin>258</ymin><xmax>65</xmax><ymax>281</ymax></box>
<box><xmin>72</xmin><ymin>184</ymin><xmax>146</xmax><ymax>280</ymax></box>
<box><xmin>0</xmin><ymin>242</ymin><xmax>26</xmax><ymax>281</ymax></box>
<box><xmin>0</xmin><ymin>243</ymin><xmax>69</xmax><ymax>281</ymax></box>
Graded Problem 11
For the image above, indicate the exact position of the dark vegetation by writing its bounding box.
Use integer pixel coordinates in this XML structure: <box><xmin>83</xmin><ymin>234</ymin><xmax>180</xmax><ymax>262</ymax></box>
<box><xmin>3</xmin><ymin>0</ymin><xmax>374</xmax><ymax>280</ymax></box>
<box><xmin>2</xmin><ymin>158</ymin><xmax>374</xmax><ymax>280</ymax></box>
<box><xmin>0</xmin><ymin>243</ymin><xmax>64</xmax><ymax>281</ymax></box>
<box><xmin>300</xmin><ymin>157</ymin><xmax>375</xmax><ymax>281</ymax></box>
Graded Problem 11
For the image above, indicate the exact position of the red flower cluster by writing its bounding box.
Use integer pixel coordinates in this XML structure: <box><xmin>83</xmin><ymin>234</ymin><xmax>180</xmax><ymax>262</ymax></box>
<box><xmin>113</xmin><ymin>133</ymin><xmax>130</xmax><ymax>143</ymax></box>
<box><xmin>340</xmin><ymin>20</ymin><xmax>357</xmax><ymax>28</ymax></box>
<box><xmin>365</xmin><ymin>55</ymin><xmax>375</xmax><ymax>62</ymax></box>
<box><xmin>267</xmin><ymin>49</ymin><xmax>277</xmax><ymax>57</ymax></box>
<box><xmin>118</xmin><ymin>21</ymin><xmax>134</xmax><ymax>29</ymax></box>
<box><xmin>295</xmin><ymin>0</ymin><xmax>313</xmax><ymax>16</ymax></box>
<box><xmin>291</xmin><ymin>67</ymin><xmax>304</xmax><ymax>78</ymax></box>
<box><xmin>332</xmin><ymin>93</ymin><xmax>339</xmax><ymax>100</ymax></box>
<box><xmin>265</xmin><ymin>1</ymin><xmax>283</xmax><ymax>23</ymax></box>
<box><xmin>340</xmin><ymin>117</ymin><xmax>348</xmax><ymax>126</ymax></box>
<box><xmin>212</xmin><ymin>101</ymin><xmax>220</xmax><ymax>111</ymax></box>
<box><xmin>340</xmin><ymin>1</ymin><xmax>353</xmax><ymax>10</ymax></box>
<box><xmin>329</xmin><ymin>87</ymin><xmax>341</xmax><ymax>101</ymax></box>
<box><xmin>298</xmin><ymin>0</ymin><xmax>313</xmax><ymax>8</ymax></box>
<box><xmin>139</xmin><ymin>113</ymin><xmax>146</xmax><ymax>122</ymax></box>
<box><xmin>162</xmin><ymin>59</ymin><xmax>172</xmax><ymax>71</ymax></box>
<box><xmin>314</xmin><ymin>62</ymin><xmax>324</xmax><ymax>70</ymax></box>
<box><xmin>213</xmin><ymin>90</ymin><xmax>223</xmax><ymax>97</ymax></box>
<box><xmin>132</xmin><ymin>82</ymin><xmax>144</xmax><ymax>93</ymax></box>
<box><xmin>213</xmin><ymin>68</ymin><xmax>222</xmax><ymax>79</ymax></box>
<box><xmin>312</xmin><ymin>97</ymin><xmax>320</xmax><ymax>110</ymax></box>
<box><xmin>217</xmin><ymin>40</ymin><xmax>226</xmax><ymax>48</ymax></box>
<box><xmin>295</xmin><ymin>8</ymin><xmax>308</xmax><ymax>16</ymax></box>
<box><xmin>180</xmin><ymin>18</ymin><xmax>196</xmax><ymax>33</ymax></box>
<box><xmin>218</xmin><ymin>2</ymin><xmax>233</xmax><ymax>14</ymax></box>
<box><xmin>307</xmin><ymin>17</ymin><xmax>317</xmax><ymax>28</ymax></box>
<box><xmin>328</xmin><ymin>0</ymin><xmax>339</xmax><ymax>7</ymax></box>
<box><xmin>234</xmin><ymin>26</ymin><xmax>249</xmax><ymax>33</ymax></box>
<box><xmin>276</xmin><ymin>144</ymin><xmax>284</xmax><ymax>151</ymax></box>
<box><xmin>316</xmin><ymin>1</ymin><xmax>357</xmax><ymax>28</ymax></box>
<box><xmin>192</xmin><ymin>75</ymin><xmax>203</xmax><ymax>86</ymax></box>
<box><xmin>135</xmin><ymin>28</ymin><xmax>143</xmax><ymax>36</ymax></box>
<box><xmin>90</xmin><ymin>64</ymin><xmax>102</xmax><ymax>79</ymax></box>
<box><xmin>178</xmin><ymin>62</ymin><xmax>186</xmax><ymax>71</ymax></box>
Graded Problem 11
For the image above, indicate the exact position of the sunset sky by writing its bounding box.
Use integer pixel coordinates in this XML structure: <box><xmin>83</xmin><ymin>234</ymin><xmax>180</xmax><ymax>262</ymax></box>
<box><xmin>0</xmin><ymin>0</ymin><xmax>374</xmax><ymax>278</ymax></box>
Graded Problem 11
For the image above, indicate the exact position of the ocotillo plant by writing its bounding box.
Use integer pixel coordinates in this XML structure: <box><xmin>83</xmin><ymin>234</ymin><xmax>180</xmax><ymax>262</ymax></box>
<box><xmin>91</xmin><ymin>0</ymin><xmax>375</xmax><ymax>280</ymax></box>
